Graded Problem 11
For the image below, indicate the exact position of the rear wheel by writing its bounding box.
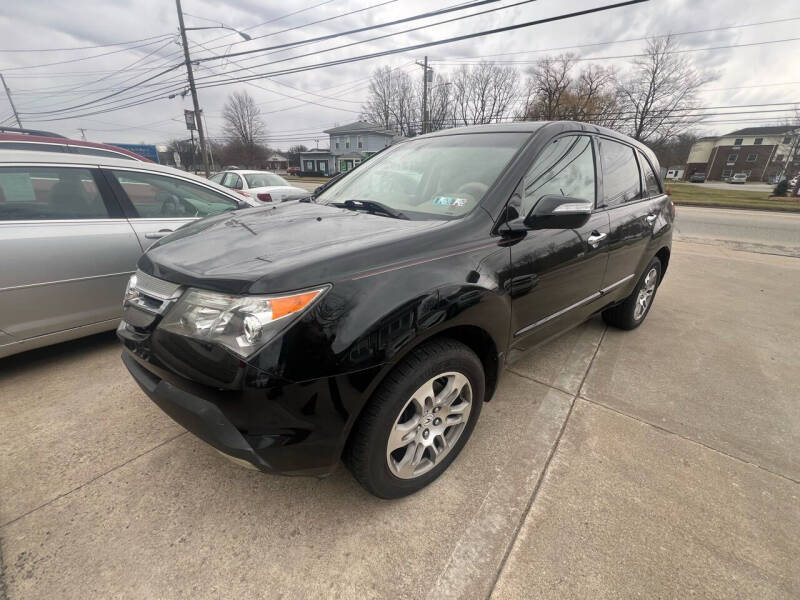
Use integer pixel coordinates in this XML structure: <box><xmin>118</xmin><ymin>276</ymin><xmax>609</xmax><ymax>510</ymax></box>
<box><xmin>344</xmin><ymin>338</ymin><xmax>484</xmax><ymax>499</ymax></box>
<box><xmin>602</xmin><ymin>257</ymin><xmax>662</xmax><ymax>330</ymax></box>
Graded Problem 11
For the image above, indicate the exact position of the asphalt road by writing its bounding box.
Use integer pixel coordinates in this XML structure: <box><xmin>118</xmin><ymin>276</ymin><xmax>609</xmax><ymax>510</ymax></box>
<box><xmin>674</xmin><ymin>205</ymin><xmax>800</xmax><ymax>257</ymax></box>
<box><xmin>2</xmin><ymin>241</ymin><xmax>799</xmax><ymax>599</ymax></box>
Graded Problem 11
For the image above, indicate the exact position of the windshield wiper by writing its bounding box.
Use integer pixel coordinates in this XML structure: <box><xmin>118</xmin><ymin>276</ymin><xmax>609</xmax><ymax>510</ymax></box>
<box><xmin>331</xmin><ymin>199</ymin><xmax>409</xmax><ymax>220</ymax></box>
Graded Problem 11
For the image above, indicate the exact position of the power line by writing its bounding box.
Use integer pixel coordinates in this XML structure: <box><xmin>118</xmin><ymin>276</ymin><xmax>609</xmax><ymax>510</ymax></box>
<box><xmin>192</xmin><ymin>1</ymin><xmax>651</xmax><ymax>90</ymax></box>
<box><xmin>193</xmin><ymin>0</ymin><xmax>518</xmax><ymax>65</ymax></box>
<box><xmin>191</xmin><ymin>0</ymin><xmax>400</xmax><ymax>55</ymax></box>
<box><xmin>0</xmin><ymin>36</ymin><xmax>176</xmax><ymax>71</ymax></box>
<box><xmin>0</xmin><ymin>33</ymin><xmax>173</xmax><ymax>53</ymax></box>
<box><xmin>435</xmin><ymin>36</ymin><xmax>800</xmax><ymax>65</ymax></box>
<box><xmin>431</xmin><ymin>15</ymin><xmax>800</xmax><ymax>61</ymax></box>
<box><xmin>25</xmin><ymin>1</ymin><xmax>652</xmax><ymax>121</ymax></box>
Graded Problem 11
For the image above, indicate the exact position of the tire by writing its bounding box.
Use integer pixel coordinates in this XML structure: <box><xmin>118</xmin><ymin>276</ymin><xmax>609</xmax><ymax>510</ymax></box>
<box><xmin>602</xmin><ymin>257</ymin><xmax>662</xmax><ymax>330</ymax></box>
<box><xmin>344</xmin><ymin>338</ymin><xmax>485</xmax><ymax>499</ymax></box>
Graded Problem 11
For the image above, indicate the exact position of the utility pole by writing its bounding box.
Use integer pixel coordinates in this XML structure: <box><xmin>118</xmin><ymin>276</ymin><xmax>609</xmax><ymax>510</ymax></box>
<box><xmin>0</xmin><ymin>73</ymin><xmax>23</xmax><ymax>128</ymax></box>
<box><xmin>416</xmin><ymin>57</ymin><xmax>432</xmax><ymax>135</ymax></box>
<box><xmin>175</xmin><ymin>0</ymin><xmax>210</xmax><ymax>177</ymax></box>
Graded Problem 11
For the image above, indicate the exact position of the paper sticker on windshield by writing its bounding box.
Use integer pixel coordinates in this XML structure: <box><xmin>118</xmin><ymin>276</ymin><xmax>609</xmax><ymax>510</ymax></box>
<box><xmin>433</xmin><ymin>196</ymin><xmax>467</xmax><ymax>207</ymax></box>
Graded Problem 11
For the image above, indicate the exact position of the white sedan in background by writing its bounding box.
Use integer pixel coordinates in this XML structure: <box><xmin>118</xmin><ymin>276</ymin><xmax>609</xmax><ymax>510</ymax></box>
<box><xmin>209</xmin><ymin>170</ymin><xmax>310</xmax><ymax>202</ymax></box>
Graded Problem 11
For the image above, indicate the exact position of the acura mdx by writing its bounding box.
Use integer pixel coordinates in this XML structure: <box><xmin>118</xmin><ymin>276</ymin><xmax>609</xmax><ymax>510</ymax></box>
<box><xmin>118</xmin><ymin>122</ymin><xmax>673</xmax><ymax>498</ymax></box>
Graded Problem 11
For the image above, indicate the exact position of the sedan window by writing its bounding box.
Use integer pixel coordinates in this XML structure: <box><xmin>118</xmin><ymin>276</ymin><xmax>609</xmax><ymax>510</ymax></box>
<box><xmin>244</xmin><ymin>173</ymin><xmax>288</xmax><ymax>188</ymax></box>
<box><xmin>0</xmin><ymin>166</ymin><xmax>110</xmax><ymax>221</ymax></box>
<box><xmin>208</xmin><ymin>173</ymin><xmax>226</xmax><ymax>184</ymax></box>
<box><xmin>72</xmin><ymin>146</ymin><xmax>137</xmax><ymax>160</ymax></box>
<box><xmin>109</xmin><ymin>170</ymin><xmax>239</xmax><ymax>218</ymax></box>
<box><xmin>0</xmin><ymin>141</ymin><xmax>69</xmax><ymax>153</ymax></box>
<box><xmin>222</xmin><ymin>172</ymin><xmax>243</xmax><ymax>190</ymax></box>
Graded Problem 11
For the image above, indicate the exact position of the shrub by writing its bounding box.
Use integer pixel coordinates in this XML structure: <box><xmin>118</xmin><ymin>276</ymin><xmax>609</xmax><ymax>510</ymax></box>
<box><xmin>773</xmin><ymin>180</ymin><xmax>789</xmax><ymax>197</ymax></box>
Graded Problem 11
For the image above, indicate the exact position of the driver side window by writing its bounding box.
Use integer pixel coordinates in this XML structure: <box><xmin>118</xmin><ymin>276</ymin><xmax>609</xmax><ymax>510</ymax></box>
<box><xmin>520</xmin><ymin>135</ymin><xmax>596</xmax><ymax>217</ymax></box>
<box><xmin>109</xmin><ymin>170</ymin><xmax>239</xmax><ymax>218</ymax></box>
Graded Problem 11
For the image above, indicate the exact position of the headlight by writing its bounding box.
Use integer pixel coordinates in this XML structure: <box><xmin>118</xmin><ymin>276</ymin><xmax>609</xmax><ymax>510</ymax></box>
<box><xmin>158</xmin><ymin>286</ymin><xmax>329</xmax><ymax>358</ymax></box>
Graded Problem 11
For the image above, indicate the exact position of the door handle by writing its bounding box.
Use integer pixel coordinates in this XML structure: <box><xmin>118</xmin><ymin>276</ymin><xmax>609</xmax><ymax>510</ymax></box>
<box><xmin>587</xmin><ymin>231</ymin><xmax>607</xmax><ymax>248</ymax></box>
<box><xmin>144</xmin><ymin>229</ymin><xmax>173</xmax><ymax>239</ymax></box>
<box><xmin>645</xmin><ymin>213</ymin><xmax>658</xmax><ymax>224</ymax></box>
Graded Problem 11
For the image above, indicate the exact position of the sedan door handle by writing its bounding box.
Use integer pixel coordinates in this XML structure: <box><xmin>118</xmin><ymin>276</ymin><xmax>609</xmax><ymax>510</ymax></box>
<box><xmin>144</xmin><ymin>229</ymin><xmax>173</xmax><ymax>239</ymax></box>
<box><xmin>587</xmin><ymin>231</ymin><xmax>607</xmax><ymax>248</ymax></box>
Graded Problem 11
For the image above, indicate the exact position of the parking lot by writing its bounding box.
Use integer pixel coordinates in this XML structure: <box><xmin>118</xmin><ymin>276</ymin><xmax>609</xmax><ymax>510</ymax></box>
<box><xmin>1</xmin><ymin>238</ymin><xmax>798</xmax><ymax>599</ymax></box>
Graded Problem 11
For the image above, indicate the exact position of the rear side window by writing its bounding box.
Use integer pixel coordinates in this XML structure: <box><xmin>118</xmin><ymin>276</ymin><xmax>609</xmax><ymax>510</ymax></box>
<box><xmin>638</xmin><ymin>152</ymin><xmax>662</xmax><ymax>196</ymax></box>
<box><xmin>208</xmin><ymin>173</ymin><xmax>225</xmax><ymax>184</ymax></box>
<box><xmin>0</xmin><ymin>141</ymin><xmax>69</xmax><ymax>153</ymax></box>
<box><xmin>521</xmin><ymin>135</ymin><xmax>596</xmax><ymax>215</ymax></box>
<box><xmin>599</xmin><ymin>139</ymin><xmax>644</xmax><ymax>207</ymax></box>
<box><xmin>109</xmin><ymin>170</ymin><xmax>239</xmax><ymax>218</ymax></box>
<box><xmin>0</xmin><ymin>167</ymin><xmax>109</xmax><ymax>220</ymax></box>
<box><xmin>222</xmin><ymin>172</ymin><xmax>243</xmax><ymax>189</ymax></box>
<box><xmin>72</xmin><ymin>146</ymin><xmax>136</xmax><ymax>160</ymax></box>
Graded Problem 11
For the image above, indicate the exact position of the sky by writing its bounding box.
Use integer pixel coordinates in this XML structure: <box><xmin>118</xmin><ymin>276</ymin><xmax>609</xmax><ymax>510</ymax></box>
<box><xmin>0</xmin><ymin>0</ymin><xmax>797</xmax><ymax>150</ymax></box>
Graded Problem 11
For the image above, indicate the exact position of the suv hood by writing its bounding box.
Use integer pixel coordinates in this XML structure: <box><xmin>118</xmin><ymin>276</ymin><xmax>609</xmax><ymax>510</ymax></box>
<box><xmin>139</xmin><ymin>201</ymin><xmax>448</xmax><ymax>294</ymax></box>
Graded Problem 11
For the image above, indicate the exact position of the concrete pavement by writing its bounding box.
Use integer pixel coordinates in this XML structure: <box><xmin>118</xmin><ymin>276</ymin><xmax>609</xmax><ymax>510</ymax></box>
<box><xmin>675</xmin><ymin>205</ymin><xmax>800</xmax><ymax>257</ymax></box>
<box><xmin>1</xmin><ymin>241</ymin><xmax>799</xmax><ymax>599</ymax></box>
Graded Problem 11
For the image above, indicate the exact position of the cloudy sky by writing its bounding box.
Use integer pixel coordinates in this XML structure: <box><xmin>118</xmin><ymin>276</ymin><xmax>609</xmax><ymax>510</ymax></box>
<box><xmin>0</xmin><ymin>0</ymin><xmax>797</xmax><ymax>150</ymax></box>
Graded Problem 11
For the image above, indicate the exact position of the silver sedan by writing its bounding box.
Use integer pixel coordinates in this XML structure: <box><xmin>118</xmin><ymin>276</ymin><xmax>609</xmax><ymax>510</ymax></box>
<box><xmin>0</xmin><ymin>150</ymin><xmax>258</xmax><ymax>358</ymax></box>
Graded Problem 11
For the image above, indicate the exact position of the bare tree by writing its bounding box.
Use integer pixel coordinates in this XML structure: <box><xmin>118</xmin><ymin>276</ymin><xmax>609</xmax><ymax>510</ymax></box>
<box><xmin>221</xmin><ymin>90</ymin><xmax>268</xmax><ymax>167</ymax></box>
<box><xmin>426</xmin><ymin>75</ymin><xmax>453</xmax><ymax>132</ymax></box>
<box><xmin>286</xmin><ymin>144</ymin><xmax>308</xmax><ymax>167</ymax></box>
<box><xmin>520</xmin><ymin>55</ymin><xmax>619</xmax><ymax>126</ymax></box>
<box><xmin>521</xmin><ymin>54</ymin><xmax>575</xmax><ymax>120</ymax></box>
<box><xmin>361</xmin><ymin>67</ymin><xmax>419</xmax><ymax>136</ymax></box>
<box><xmin>617</xmin><ymin>35</ymin><xmax>710</xmax><ymax>144</ymax></box>
<box><xmin>451</xmin><ymin>62</ymin><xmax>519</xmax><ymax>126</ymax></box>
<box><xmin>222</xmin><ymin>90</ymin><xmax>266</xmax><ymax>145</ymax></box>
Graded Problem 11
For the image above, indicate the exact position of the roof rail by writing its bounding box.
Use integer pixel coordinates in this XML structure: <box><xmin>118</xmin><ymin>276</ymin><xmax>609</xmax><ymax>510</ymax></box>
<box><xmin>0</xmin><ymin>126</ymin><xmax>67</xmax><ymax>138</ymax></box>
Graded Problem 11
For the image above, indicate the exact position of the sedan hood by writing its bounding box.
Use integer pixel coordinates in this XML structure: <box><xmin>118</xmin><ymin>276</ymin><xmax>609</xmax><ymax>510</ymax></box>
<box><xmin>139</xmin><ymin>202</ymin><xmax>448</xmax><ymax>294</ymax></box>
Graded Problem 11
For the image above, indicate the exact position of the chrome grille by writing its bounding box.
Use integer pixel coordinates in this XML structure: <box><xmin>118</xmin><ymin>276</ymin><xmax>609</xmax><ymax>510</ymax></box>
<box><xmin>134</xmin><ymin>270</ymin><xmax>181</xmax><ymax>300</ymax></box>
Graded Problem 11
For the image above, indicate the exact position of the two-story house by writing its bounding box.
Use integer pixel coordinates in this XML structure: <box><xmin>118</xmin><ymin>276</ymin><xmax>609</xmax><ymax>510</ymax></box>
<box><xmin>298</xmin><ymin>121</ymin><xmax>397</xmax><ymax>175</ymax></box>
<box><xmin>684</xmin><ymin>125</ymin><xmax>800</xmax><ymax>182</ymax></box>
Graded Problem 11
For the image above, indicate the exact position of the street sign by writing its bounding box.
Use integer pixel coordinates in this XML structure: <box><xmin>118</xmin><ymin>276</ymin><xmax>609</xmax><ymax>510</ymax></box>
<box><xmin>184</xmin><ymin>109</ymin><xmax>196</xmax><ymax>131</ymax></box>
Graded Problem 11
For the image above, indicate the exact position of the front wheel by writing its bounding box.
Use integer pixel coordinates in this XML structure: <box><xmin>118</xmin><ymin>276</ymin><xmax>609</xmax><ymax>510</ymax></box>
<box><xmin>344</xmin><ymin>338</ymin><xmax>484</xmax><ymax>499</ymax></box>
<box><xmin>602</xmin><ymin>257</ymin><xmax>662</xmax><ymax>330</ymax></box>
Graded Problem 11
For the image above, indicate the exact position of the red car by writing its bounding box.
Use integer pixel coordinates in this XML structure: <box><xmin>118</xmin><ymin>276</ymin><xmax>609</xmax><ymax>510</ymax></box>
<box><xmin>0</xmin><ymin>127</ymin><xmax>152</xmax><ymax>162</ymax></box>
<box><xmin>287</xmin><ymin>166</ymin><xmax>300</xmax><ymax>175</ymax></box>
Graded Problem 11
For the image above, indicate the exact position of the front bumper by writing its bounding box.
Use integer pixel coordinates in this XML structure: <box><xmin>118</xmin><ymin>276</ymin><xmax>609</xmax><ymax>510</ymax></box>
<box><xmin>120</xmin><ymin>341</ymin><xmax>379</xmax><ymax>477</ymax></box>
<box><xmin>122</xmin><ymin>352</ymin><xmax>271</xmax><ymax>471</ymax></box>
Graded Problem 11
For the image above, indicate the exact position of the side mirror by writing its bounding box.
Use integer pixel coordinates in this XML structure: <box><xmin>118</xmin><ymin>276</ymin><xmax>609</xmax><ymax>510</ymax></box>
<box><xmin>524</xmin><ymin>195</ymin><xmax>592</xmax><ymax>230</ymax></box>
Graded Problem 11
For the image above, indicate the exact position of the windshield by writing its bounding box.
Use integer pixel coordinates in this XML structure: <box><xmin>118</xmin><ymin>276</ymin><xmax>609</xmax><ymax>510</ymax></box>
<box><xmin>317</xmin><ymin>132</ymin><xmax>529</xmax><ymax>219</ymax></box>
<box><xmin>243</xmin><ymin>172</ymin><xmax>289</xmax><ymax>188</ymax></box>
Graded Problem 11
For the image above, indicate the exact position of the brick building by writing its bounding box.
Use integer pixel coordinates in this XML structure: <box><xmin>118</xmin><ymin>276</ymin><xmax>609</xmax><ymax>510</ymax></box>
<box><xmin>684</xmin><ymin>126</ymin><xmax>800</xmax><ymax>182</ymax></box>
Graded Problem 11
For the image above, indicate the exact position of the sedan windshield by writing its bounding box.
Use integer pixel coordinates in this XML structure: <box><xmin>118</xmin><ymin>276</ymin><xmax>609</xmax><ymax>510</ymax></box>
<box><xmin>317</xmin><ymin>132</ymin><xmax>529</xmax><ymax>219</ymax></box>
<box><xmin>244</xmin><ymin>172</ymin><xmax>289</xmax><ymax>188</ymax></box>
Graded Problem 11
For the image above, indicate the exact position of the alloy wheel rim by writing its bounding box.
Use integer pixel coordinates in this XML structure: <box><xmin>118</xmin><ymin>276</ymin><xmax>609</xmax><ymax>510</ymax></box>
<box><xmin>634</xmin><ymin>268</ymin><xmax>658</xmax><ymax>320</ymax></box>
<box><xmin>386</xmin><ymin>372</ymin><xmax>472</xmax><ymax>479</ymax></box>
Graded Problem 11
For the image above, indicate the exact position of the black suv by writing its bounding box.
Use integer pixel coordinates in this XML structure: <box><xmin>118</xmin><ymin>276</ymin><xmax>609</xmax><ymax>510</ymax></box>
<box><xmin>119</xmin><ymin>122</ymin><xmax>673</xmax><ymax>498</ymax></box>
